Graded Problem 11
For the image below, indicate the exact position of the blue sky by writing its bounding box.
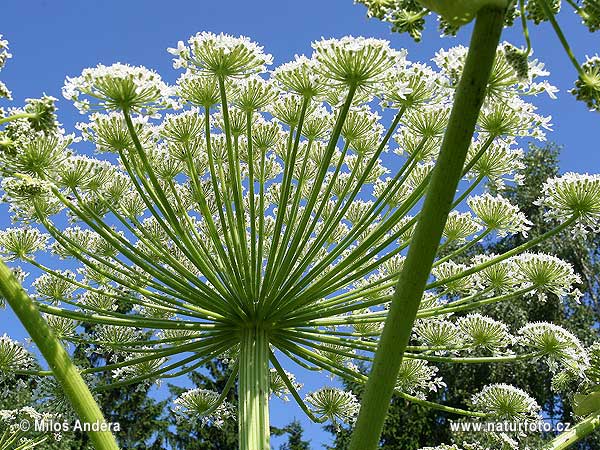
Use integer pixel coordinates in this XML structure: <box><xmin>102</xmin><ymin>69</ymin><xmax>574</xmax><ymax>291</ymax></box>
<box><xmin>1</xmin><ymin>0</ymin><xmax>599</xmax><ymax>448</ymax></box>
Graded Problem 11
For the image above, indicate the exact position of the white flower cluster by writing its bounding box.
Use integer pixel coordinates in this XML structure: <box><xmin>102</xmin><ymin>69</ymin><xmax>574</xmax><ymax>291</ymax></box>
<box><xmin>472</xmin><ymin>384</ymin><xmax>541</xmax><ymax>422</ymax></box>
<box><xmin>269</xmin><ymin>367</ymin><xmax>303</xmax><ymax>402</ymax></box>
<box><xmin>0</xmin><ymin>227</ymin><xmax>49</xmax><ymax>261</ymax></box>
<box><xmin>173</xmin><ymin>388</ymin><xmax>235</xmax><ymax>428</ymax></box>
<box><xmin>312</xmin><ymin>36</ymin><xmax>400</xmax><ymax>89</ymax></box>
<box><xmin>395</xmin><ymin>359</ymin><xmax>446</xmax><ymax>398</ymax></box>
<box><xmin>169</xmin><ymin>32</ymin><xmax>273</xmax><ymax>76</ymax></box>
<box><xmin>1</xmin><ymin>31</ymin><xmax>596</xmax><ymax>437</ymax></box>
<box><xmin>305</xmin><ymin>387</ymin><xmax>360</xmax><ymax>427</ymax></box>
<box><xmin>0</xmin><ymin>406</ymin><xmax>62</xmax><ymax>442</ymax></box>
<box><xmin>518</xmin><ymin>322</ymin><xmax>588</xmax><ymax>373</ymax></box>
<box><xmin>0</xmin><ymin>334</ymin><xmax>34</xmax><ymax>378</ymax></box>
<box><xmin>63</xmin><ymin>63</ymin><xmax>176</xmax><ymax>114</ymax></box>
<box><xmin>0</xmin><ymin>34</ymin><xmax>12</xmax><ymax>100</ymax></box>
<box><xmin>537</xmin><ymin>172</ymin><xmax>600</xmax><ymax>234</ymax></box>
<box><xmin>468</xmin><ymin>194</ymin><xmax>532</xmax><ymax>237</ymax></box>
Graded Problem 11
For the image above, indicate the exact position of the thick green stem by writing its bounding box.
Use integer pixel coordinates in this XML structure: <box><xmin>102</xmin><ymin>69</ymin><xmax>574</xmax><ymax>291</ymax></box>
<box><xmin>0</xmin><ymin>112</ymin><xmax>38</xmax><ymax>125</ymax></box>
<box><xmin>238</xmin><ymin>326</ymin><xmax>270</xmax><ymax>450</ymax></box>
<box><xmin>0</xmin><ymin>259</ymin><xmax>119</xmax><ymax>450</ymax></box>
<box><xmin>348</xmin><ymin>7</ymin><xmax>506</xmax><ymax>450</ymax></box>
<box><xmin>544</xmin><ymin>411</ymin><xmax>600</xmax><ymax>449</ymax></box>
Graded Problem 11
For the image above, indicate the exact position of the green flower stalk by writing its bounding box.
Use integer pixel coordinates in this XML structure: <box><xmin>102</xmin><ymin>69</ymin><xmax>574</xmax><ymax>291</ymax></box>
<box><xmin>348</xmin><ymin>6</ymin><xmax>507</xmax><ymax>449</ymax></box>
<box><xmin>0</xmin><ymin>259</ymin><xmax>120</xmax><ymax>450</ymax></box>
<box><xmin>0</xmin><ymin>26</ymin><xmax>598</xmax><ymax>449</ymax></box>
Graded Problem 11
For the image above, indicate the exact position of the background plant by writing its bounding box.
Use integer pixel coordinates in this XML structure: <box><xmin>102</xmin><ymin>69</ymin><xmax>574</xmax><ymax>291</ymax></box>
<box><xmin>328</xmin><ymin>143</ymin><xmax>600</xmax><ymax>449</ymax></box>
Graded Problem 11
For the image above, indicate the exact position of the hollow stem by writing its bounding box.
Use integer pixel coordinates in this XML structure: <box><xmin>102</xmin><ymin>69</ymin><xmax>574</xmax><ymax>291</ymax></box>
<box><xmin>0</xmin><ymin>259</ymin><xmax>119</xmax><ymax>450</ymax></box>
<box><xmin>348</xmin><ymin>6</ymin><xmax>506</xmax><ymax>450</ymax></box>
<box><xmin>544</xmin><ymin>411</ymin><xmax>600</xmax><ymax>449</ymax></box>
<box><xmin>238</xmin><ymin>326</ymin><xmax>270</xmax><ymax>450</ymax></box>
<box><xmin>0</xmin><ymin>112</ymin><xmax>38</xmax><ymax>125</ymax></box>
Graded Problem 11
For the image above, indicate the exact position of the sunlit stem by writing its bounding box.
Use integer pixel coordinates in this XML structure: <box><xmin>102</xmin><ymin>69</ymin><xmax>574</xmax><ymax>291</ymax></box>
<box><xmin>544</xmin><ymin>410</ymin><xmax>600</xmax><ymax>450</ymax></box>
<box><xmin>539</xmin><ymin>0</ymin><xmax>583</xmax><ymax>75</ymax></box>
<box><xmin>217</xmin><ymin>76</ymin><xmax>252</xmax><ymax>295</ymax></box>
<box><xmin>0</xmin><ymin>259</ymin><xmax>120</xmax><ymax>450</ymax></box>
<box><xmin>0</xmin><ymin>112</ymin><xmax>38</xmax><ymax>125</ymax></box>
<box><xmin>238</xmin><ymin>326</ymin><xmax>270</xmax><ymax>450</ymax></box>
<box><xmin>348</xmin><ymin>7</ymin><xmax>506</xmax><ymax>450</ymax></box>
<box><xmin>519</xmin><ymin>0</ymin><xmax>532</xmax><ymax>54</ymax></box>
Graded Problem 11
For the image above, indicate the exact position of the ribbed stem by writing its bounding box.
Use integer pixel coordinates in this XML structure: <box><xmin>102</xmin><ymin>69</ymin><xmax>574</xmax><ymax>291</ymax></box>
<box><xmin>238</xmin><ymin>326</ymin><xmax>270</xmax><ymax>450</ymax></box>
<box><xmin>0</xmin><ymin>259</ymin><xmax>119</xmax><ymax>450</ymax></box>
<box><xmin>544</xmin><ymin>411</ymin><xmax>600</xmax><ymax>449</ymax></box>
<box><xmin>348</xmin><ymin>6</ymin><xmax>506</xmax><ymax>450</ymax></box>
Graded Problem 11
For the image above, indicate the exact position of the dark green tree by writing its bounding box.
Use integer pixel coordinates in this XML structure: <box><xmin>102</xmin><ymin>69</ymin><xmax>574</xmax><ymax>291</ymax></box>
<box><xmin>273</xmin><ymin>419</ymin><xmax>311</xmax><ymax>450</ymax></box>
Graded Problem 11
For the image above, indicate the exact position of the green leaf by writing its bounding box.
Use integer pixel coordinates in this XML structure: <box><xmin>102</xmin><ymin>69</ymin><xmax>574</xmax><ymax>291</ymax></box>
<box><xmin>573</xmin><ymin>391</ymin><xmax>600</xmax><ymax>416</ymax></box>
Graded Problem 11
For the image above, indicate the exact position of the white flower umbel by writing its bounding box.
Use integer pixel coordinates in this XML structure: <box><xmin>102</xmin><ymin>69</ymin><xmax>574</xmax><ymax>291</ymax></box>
<box><xmin>512</xmin><ymin>253</ymin><xmax>582</xmax><ymax>301</ymax></box>
<box><xmin>472</xmin><ymin>384</ymin><xmax>541</xmax><ymax>422</ymax></box>
<box><xmin>272</xmin><ymin>55</ymin><xmax>328</xmax><ymax>99</ymax></box>
<box><xmin>0</xmin><ymin>227</ymin><xmax>49</xmax><ymax>261</ymax></box>
<box><xmin>518</xmin><ymin>322</ymin><xmax>589</xmax><ymax>373</ymax></box>
<box><xmin>312</xmin><ymin>36</ymin><xmax>399</xmax><ymax>89</ymax></box>
<box><xmin>571</xmin><ymin>55</ymin><xmax>600</xmax><ymax>111</ymax></box>
<box><xmin>457</xmin><ymin>314</ymin><xmax>513</xmax><ymax>351</ymax></box>
<box><xmin>269</xmin><ymin>367</ymin><xmax>303</xmax><ymax>402</ymax></box>
<box><xmin>63</xmin><ymin>63</ymin><xmax>175</xmax><ymax>114</ymax></box>
<box><xmin>305</xmin><ymin>388</ymin><xmax>360</xmax><ymax>427</ymax></box>
<box><xmin>169</xmin><ymin>32</ymin><xmax>273</xmax><ymax>77</ymax></box>
<box><xmin>0</xmin><ymin>334</ymin><xmax>34</xmax><ymax>378</ymax></box>
<box><xmin>468</xmin><ymin>193</ymin><xmax>531</xmax><ymax>237</ymax></box>
<box><xmin>173</xmin><ymin>388</ymin><xmax>235</xmax><ymax>428</ymax></box>
<box><xmin>537</xmin><ymin>172</ymin><xmax>600</xmax><ymax>233</ymax></box>
<box><xmin>0</xmin><ymin>406</ymin><xmax>62</xmax><ymax>445</ymax></box>
<box><xmin>395</xmin><ymin>359</ymin><xmax>446</xmax><ymax>398</ymax></box>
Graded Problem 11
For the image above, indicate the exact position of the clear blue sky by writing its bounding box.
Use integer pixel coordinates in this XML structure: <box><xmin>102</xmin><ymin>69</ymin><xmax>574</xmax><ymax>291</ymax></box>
<box><xmin>0</xmin><ymin>1</ymin><xmax>598</xmax><ymax>448</ymax></box>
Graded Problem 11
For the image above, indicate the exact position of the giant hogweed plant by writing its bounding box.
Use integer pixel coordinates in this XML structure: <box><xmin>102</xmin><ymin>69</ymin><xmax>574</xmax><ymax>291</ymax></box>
<box><xmin>0</xmin><ymin>7</ymin><xmax>598</xmax><ymax>450</ymax></box>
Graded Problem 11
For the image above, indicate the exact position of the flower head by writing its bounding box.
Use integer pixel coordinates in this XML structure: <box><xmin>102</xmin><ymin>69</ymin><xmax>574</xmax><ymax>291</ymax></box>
<box><xmin>63</xmin><ymin>63</ymin><xmax>175</xmax><ymax>114</ymax></box>
<box><xmin>170</xmin><ymin>32</ymin><xmax>273</xmax><ymax>77</ymax></box>
<box><xmin>0</xmin><ymin>227</ymin><xmax>49</xmax><ymax>260</ymax></box>
<box><xmin>442</xmin><ymin>211</ymin><xmax>482</xmax><ymax>244</ymax></box>
<box><xmin>518</xmin><ymin>322</ymin><xmax>588</xmax><ymax>372</ymax></box>
<box><xmin>269</xmin><ymin>368</ymin><xmax>303</xmax><ymax>401</ymax></box>
<box><xmin>395</xmin><ymin>359</ymin><xmax>445</xmax><ymax>397</ymax></box>
<box><xmin>537</xmin><ymin>172</ymin><xmax>600</xmax><ymax>232</ymax></box>
<box><xmin>312</xmin><ymin>36</ymin><xmax>398</xmax><ymax>88</ymax></box>
<box><xmin>472</xmin><ymin>384</ymin><xmax>541</xmax><ymax>421</ymax></box>
<box><xmin>457</xmin><ymin>314</ymin><xmax>513</xmax><ymax>350</ymax></box>
<box><xmin>305</xmin><ymin>387</ymin><xmax>360</xmax><ymax>426</ymax></box>
<box><xmin>413</xmin><ymin>319</ymin><xmax>463</xmax><ymax>348</ymax></box>
<box><xmin>173</xmin><ymin>388</ymin><xmax>234</xmax><ymax>427</ymax></box>
<box><xmin>468</xmin><ymin>193</ymin><xmax>531</xmax><ymax>237</ymax></box>
<box><xmin>512</xmin><ymin>253</ymin><xmax>582</xmax><ymax>301</ymax></box>
<box><xmin>273</xmin><ymin>55</ymin><xmax>328</xmax><ymax>98</ymax></box>
<box><xmin>32</xmin><ymin>271</ymin><xmax>77</xmax><ymax>303</ymax></box>
<box><xmin>0</xmin><ymin>335</ymin><xmax>34</xmax><ymax>377</ymax></box>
